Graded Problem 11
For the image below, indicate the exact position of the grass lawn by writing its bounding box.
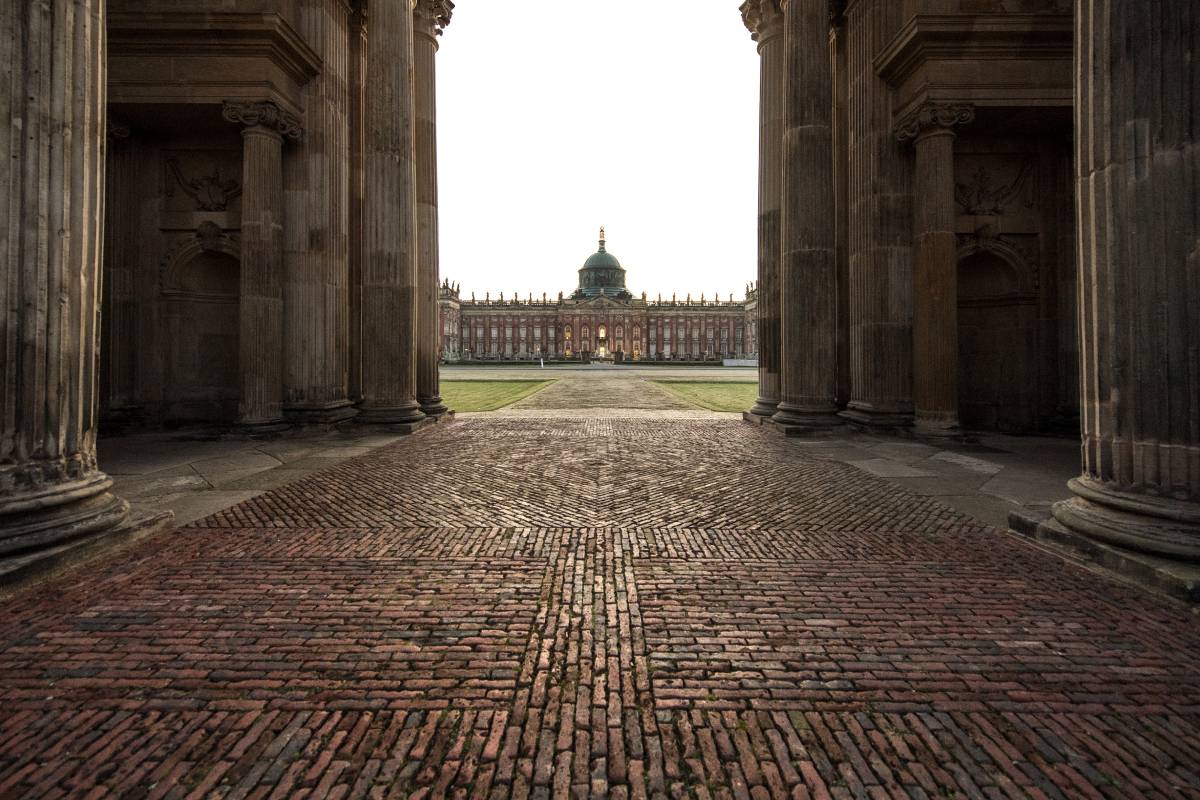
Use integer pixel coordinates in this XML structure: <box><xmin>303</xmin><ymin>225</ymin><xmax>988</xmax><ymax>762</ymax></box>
<box><xmin>652</xmin><ymin>380</ymin><xmax>758</xmax><ymax>412</ymax></box>
<box><xmin>441</xmin><ymin>380</ymin><xmax>554</xmax><ymax>412</ymax></box>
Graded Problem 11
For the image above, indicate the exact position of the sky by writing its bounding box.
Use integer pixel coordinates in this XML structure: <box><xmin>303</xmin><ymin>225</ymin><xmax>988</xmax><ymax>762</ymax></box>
<box><xmin>436</xmin><ymin>0</ymin><xmax>760</xmax><ymax>302</ymax></box>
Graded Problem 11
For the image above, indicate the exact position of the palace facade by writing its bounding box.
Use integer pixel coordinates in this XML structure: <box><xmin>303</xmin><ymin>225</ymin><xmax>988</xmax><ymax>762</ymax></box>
<box><xmin>439</xmin><ymin>231</ymin><xmax>759</xmax><ymax>362</ymax></box>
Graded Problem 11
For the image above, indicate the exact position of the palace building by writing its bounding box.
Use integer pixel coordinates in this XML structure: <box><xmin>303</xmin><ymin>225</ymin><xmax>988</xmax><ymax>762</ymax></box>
<box><xmin>439</xmin><ymin>230</ymin><xmax>759</xmax><ymax>362</ymax></box>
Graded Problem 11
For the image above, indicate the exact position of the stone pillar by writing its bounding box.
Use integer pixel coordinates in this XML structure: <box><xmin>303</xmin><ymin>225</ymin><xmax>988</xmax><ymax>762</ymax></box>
<box><xmin>741</xmin><ymin>0</ymin><xmax>783</xmax><ymax>420</ymax></box>
<box><xmin>100</xmin><ymin>120</ymin><xmax>142</xmax><ymax>427</ymax></box>
<box><xmin>1</xmin><ymin>0</ymin><xmax>132</xmax><ymax>559</ymax></box>
<box><xmin>414</xmin><ymin>0</ymin><xmax>452</xmax><ymax>419</ymax></box>
<box><xmin>840</xmin><ymin>0</ymin><xmax>914</xmax><ymax>429</ymax></box>
<box><xmin>771</xmin><ymin>0</ymin><xmax>840</xmax><ymax>432</ymax></box>
<box><xmin>1051</xmin><ymin>0</ymin><xmax>1200</xmax><ymax>560</ymax></box>
<box><xmin>357</xmin><ymin>0</ymin><xmax>426</xmax><ymax>429</ymax></box>
<box><xmin>283</xmin><ymin>0</ymin><xmax>356</xmax><ymax>424</ymax></box>
<box><xmin>830</xmin><ymin>5</ymin><xmax>850</xmax><ymax>409</ymax></box>
<box><xmin>348</xmin><ymin>4</ymin><xmax>367</xmax><ymax>403</ymax></box>
<box><xmin>223</xmin><ymin>102</ymin><xmax>299</xmax><ymax>430</ymax></box>
<box><xmin>897</xmin><ymin>103</ymin><xmax>974</xmax><ymax>436</ymax></box>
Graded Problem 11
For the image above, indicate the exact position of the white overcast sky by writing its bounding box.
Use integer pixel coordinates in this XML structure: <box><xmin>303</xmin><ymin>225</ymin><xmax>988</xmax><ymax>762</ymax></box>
<box><xmin>436</xmin><ymin>1</ymin><xmax>759</xmax><ymax>302</ymax></box>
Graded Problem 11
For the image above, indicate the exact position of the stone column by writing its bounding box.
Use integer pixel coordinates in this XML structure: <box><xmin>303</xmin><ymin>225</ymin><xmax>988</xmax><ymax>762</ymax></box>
<box><xmin>771</xmin><ymin>0</ymin><xmax>840</xmax><ymax>432</ymax></box>
<box><xmin>348</xmin><ymin>3</ymin><xmax>367</xmax><ymax>403</ymax></box>
<box><xmin>741</xmin><ymin>0</ymin><xmax>784</xmax><ymax>419</ymax></box>
<box><xmin>1051</xmin><ymin>0</ymin><xmax>1200</xmax><ymax>560</ymax></box>
<box><xmin>357</xmin><ymin>0</ymin><xmax>426</xmax><ymax>429</ymax></box>
<box><xmin>414</xmin><ymin>0</ymin><xmax>452</xmax><ymax>419</ymax></box>
<box><xmin>223</xmin><ymin>102</ymin><xmax>299</xmax><ymax>430</ymax></box>
<box><xmin>830</xmin><ymin>5</ymin><xmax>850</xmax><ymax>409</ymax></box>
<box><xmin>283</xmin><ymin>0</ymin><xmax>356</xmax><ymax>424</ymax></box>
<box><xmin>100</xmin><ymin>120</ymin><xmax>142</xmax><ymax>427</ymax></box>
<box><xmin>1</xmin><ymin>0</ymin><xmax>132</xmax><ymax>559</ymax></box>
<box><xmin>897</xmin><ymin>103</ymin><xmax>974</xmax><ymax>436</ymax></box>
<box><xmin>840</xmin><ymin>0</ymin><xmax>914</xmax><ymax>429</ymax></box>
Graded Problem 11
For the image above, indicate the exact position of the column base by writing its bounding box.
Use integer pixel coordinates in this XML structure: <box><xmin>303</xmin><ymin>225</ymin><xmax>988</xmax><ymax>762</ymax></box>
<box><xmin>0</xmin><ymin>506</ymin><xmax>174</xmax><ymax>592</ymax></box>
<box><xmin>1052</xmin><ymin>476</ymin><xmax>1200</xmax><ymax>563</ymax></box>
<box><xmin>419</xmin><ymin>396</ymin><xmax>450</xmax><ymax>419</ymax></box>
<box><xmin>770</xmin><ymin>403</ymin><xmax>843</xmax><ymax>436</ymax></box>
<box><xmin>1010</xmin><ymin>510</ymin><xmax>1200</xmax><ymax>604</ymax></box>
<box><xmin>234</xmin><ymin>419</ymin><xmax>292</xmax><ymax>437</ymax></box>
<box><xmin>0</xmin><ymin>472</ymin><xmax>131</xmax><ymax>560</ymax></box>
<box><xmin>356</xmin><ymin>402</ymin><xmax>430</xmax><ymax>432</ymax></box>
<box><xmin>913</xmin><ymin>414</ymin><xmax>967</xmax><ymax>442</ymax></box>
<box><xmin>284</xmin><ymin>400</ymin><xmax>359</xmax><ymax>426</ymax></box>
<box><xmin>838</xmin><ymin>404</ymin><xmax>914</xmax><ymax>431</ymax></box>
<box><xmin>747</xmin><ymin>397</ymin><xmax>780</xmax><ymax>419</ymax></box>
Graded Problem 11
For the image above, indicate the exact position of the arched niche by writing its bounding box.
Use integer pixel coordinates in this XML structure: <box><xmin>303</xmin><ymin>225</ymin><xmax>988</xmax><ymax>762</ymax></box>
<box><xmin>956</xmin><ymin>242</ymin><xmax>1038</xmax><ymax>431</ymax></box>
<box><xmin>158</xmin><ymin>225</ymin><xmax>242</xmax><ymax>422</ymax></box>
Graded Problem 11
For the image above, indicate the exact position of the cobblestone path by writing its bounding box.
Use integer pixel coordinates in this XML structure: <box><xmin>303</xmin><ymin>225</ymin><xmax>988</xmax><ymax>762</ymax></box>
<box><xmin>512</xmin><ymin>374</ymin><xmax>693</xmax><ymax>411</ymax></box>
<box><xmin>2</xmin><ymin>419</ymin><xmax>1199</xmax><ymax>798</ymax></box>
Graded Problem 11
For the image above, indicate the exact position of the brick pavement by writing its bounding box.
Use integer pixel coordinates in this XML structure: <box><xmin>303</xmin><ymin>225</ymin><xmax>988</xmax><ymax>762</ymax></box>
<box><xmin>1</xmin><ymin>418</ymin><xmax>1199</xmax><ymax>798</ymax></box>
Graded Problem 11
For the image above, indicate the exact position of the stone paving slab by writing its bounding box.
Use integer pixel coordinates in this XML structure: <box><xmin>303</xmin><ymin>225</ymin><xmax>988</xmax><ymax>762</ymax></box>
<box><xmin>2</xmin><ymin>418</ymin><xmax>1199</xmax><ymax>798</ymax></box>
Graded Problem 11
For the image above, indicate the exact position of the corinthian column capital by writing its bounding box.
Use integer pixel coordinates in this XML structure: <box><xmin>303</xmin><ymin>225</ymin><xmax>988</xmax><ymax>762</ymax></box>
<box><xmin>414</xmin><ymin>0</ymin><xmax>454</xmax><ymax>37</ymax></box>
<box><xmin>740</xmin><ymin>0</ymin><xmax>783</xmax><ymax>43</ymax></box>
<box><xmin>222</xmin><ymin>100</ymin><xmax>303</xmax><ymax>141</ymax></box>
<box><xmin>895</xmin><ymin>102</ymin><xmax>975</xmax><ymax>143</ymax></box>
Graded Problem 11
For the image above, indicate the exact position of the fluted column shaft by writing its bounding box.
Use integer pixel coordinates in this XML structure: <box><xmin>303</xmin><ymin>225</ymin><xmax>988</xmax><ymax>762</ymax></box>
<box><xmin>912</xmin><ymin>128</ymin><xmax>958</xmax><ymax>432</ymax></box>
<box><xmin>841</xmin><ymin>0</ymin><xmax>914</xmax><ymax>428</ymax></box>
<box><xmin>742</xmin><ymin>0</ymin><xmax>783</xmax><ymax>418</ymax></box>
<box><xmin>898</xmin><ymin>103</ymin><xmax>974</xmax><ymax>434</ymax></box>
<box><xmin>357</xmin><ymin>0</ymin><xmax>425</xmax><ymax>426</ymax></box>
<box><xmin>772</xmin><ymin>0</ymin><xmax>839</xmax><ymax>430</ymax></box>
<box><xmin>237</xmin><ymin>125</ymin><xmax>286</xmax><ymax>427</ymax></box>
<box><xmin>831</xmin><ymin>15</ymin><xmax>851</xmax><ymax>409</ymax></box>
<box><xmin>101</xmin><ymin>123</ymin><xmax>141</xmax><ymax>422</ymax></box>
<box><xmin>283</xmin><ymin>0</ymin><xmax>354</xmax><ymax>423</ymax></box>
<box><xmin>1053</xmin><ymin>0</ymin><xmax>1200</xmax><ymax>560</ymax></box>
<box><xmin>415</xmin><ymin>0</ymin><xmax>451</xmax><ymax>418</ymax></box>
<box><xmin>1</xmin><ymin>0</ymin><xmax>131</xmax><ymax>554</ymax></box>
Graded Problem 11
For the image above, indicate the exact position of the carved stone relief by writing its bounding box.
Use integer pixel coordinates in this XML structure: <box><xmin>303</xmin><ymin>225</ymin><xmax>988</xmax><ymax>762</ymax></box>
<box><xmin>166</xmin><ymin>156</ymin><xmax>241</xmax><ymax>212</ymax></box>
<box><xmin>954</xmin><ymin>156</ymin><xmax>1036</xmax><ymax>216</ymax></box>
<box><xmin>163</xmin><ymin>150</ymin><xmax>242</xmax><ymax>215</ymax></box>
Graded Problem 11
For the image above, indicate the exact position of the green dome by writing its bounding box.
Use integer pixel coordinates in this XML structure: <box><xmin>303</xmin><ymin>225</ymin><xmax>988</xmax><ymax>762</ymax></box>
<box><xmin>583</xmin><ymin>250</ymin><xmax>622</xmax><ymax>270</ymax></box>
<box><xmin>575</xmin><ymin>227</ymin><xmax>630</xmax><ymax>299</ymax></box>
